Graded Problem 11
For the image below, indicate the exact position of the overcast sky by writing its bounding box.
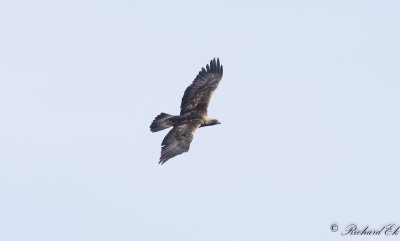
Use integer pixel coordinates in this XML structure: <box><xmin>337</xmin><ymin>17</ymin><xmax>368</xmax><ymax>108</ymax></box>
<box><xmin>1</xmin><ymin>1</ymin><xmax>399</xmax><ymax>241</ymax></box>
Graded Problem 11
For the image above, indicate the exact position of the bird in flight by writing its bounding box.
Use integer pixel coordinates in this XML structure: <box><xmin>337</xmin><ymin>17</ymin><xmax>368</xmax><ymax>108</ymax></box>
<box><xmin>150</xmin><ymin>58</ymin><xmax>223</xmax><ymax>164</ymax></box>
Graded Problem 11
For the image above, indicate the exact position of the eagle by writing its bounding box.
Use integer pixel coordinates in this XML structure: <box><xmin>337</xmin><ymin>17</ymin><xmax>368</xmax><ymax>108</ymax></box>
<box><xmin>150</xmin><ymin>58</ymin><xmax>223</xmax><ymax>164</ymax></box>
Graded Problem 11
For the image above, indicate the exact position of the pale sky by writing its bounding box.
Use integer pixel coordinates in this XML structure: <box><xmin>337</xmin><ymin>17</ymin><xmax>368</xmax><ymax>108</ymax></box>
<box><xmin>0</xmin><ymin>1</ymin><xmax>399</xmax><ymax>241</ymax></box>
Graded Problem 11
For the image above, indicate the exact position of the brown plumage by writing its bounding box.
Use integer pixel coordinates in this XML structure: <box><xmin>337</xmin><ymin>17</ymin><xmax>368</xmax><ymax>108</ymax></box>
<box><xmin>150</xmin><ymin>58</ymin><xmax>223</xmax><ymax>164</ymax></box>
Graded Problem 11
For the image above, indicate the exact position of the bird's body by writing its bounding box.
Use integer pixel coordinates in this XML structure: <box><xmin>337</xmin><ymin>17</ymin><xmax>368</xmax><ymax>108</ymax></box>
<box><xmin>150</xmin><ymin>58</ymin><xmax>223</xmax><ymax>164</ymax></box>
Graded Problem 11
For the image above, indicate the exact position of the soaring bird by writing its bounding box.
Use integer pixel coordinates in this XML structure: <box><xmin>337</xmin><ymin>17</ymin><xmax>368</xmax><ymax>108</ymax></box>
<box><xmin>150</xmin><ymin>58</ymin><xmax>223</xmax><ymax>164</ymax></box>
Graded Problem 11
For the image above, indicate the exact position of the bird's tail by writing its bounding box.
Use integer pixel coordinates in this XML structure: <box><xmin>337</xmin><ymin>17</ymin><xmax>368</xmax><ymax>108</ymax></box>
<box><xmin>150</xmin><ymin>113</ymin><xmax>174</xmax><ymax>132</ymax></box>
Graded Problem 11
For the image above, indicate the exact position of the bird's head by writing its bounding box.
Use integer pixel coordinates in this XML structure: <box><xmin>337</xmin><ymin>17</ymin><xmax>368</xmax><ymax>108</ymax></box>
<box><xmin>201</xmin><ymin>118</ymin><xmax>221</xmax><ymax>127</ymax></box>
<box><xmin>210</xmin><ymin>119</ymin><xmax>221</xmax><ymax>125</ymax></box>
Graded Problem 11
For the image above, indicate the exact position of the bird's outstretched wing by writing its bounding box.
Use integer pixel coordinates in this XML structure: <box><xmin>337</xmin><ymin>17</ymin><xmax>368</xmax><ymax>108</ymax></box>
<box><xmin>180</xmin><ymin>58</ymin><xmax>223</xmax><ymax>116</ymax></box>
<box><xmin>159</xmin><ymin>121</ymin><xmax>202</xmax><ymax>164</ymax></box>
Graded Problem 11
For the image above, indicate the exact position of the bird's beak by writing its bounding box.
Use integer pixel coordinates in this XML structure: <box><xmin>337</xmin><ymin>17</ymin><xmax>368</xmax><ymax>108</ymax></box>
<box><xmin>217</xmin><ymin>121</ymin><xmax>221</xmax><ymax>124</ymax></box>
